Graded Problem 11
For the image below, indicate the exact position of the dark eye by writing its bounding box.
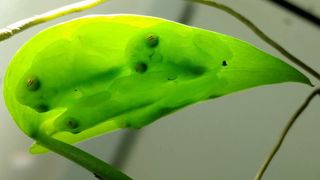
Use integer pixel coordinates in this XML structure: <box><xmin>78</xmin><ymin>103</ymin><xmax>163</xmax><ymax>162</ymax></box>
<box><xmin>26</xmin><ymin>76</ymin><xmax>40</xmax><ymax>91</ymax></box>
<box><xmin>66</xmin><ymin>118</ymin><xmax>79</xmax><ymax>130</ymax></box>
<box><xmin>145</xmin><ymin>34</ymin><xmax>159</xmax><ymax>47</ymax></box>
<box><xmin>135</xmin><ymin>62</ymin><xmax>148</xmax><ymax>73</ymax></box>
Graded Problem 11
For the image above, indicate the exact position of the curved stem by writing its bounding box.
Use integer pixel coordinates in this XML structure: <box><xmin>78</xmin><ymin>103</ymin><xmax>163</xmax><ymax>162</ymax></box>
<box><xmin>254</xmin><ymin>88</ymin><xmax>320</xmax><ymax>180</ymax></box>
<box><xmin>188</xmin><ymin>0</ymin><xmax>320</xmax><ymax>82</ymax></box>
<box><xmin>36</xmin><ymin>133</ymin><xmax>132</xmax><ymax>180</ymax></box>
<box><xmin>0</xmin><ymin>0</ymin><xmax>107</xmax><ymax>41</ymax></box>
<box><xmin>187</xmin><ymin>1</ymin><xmax>320</xmax><ymax>180</ymax></box>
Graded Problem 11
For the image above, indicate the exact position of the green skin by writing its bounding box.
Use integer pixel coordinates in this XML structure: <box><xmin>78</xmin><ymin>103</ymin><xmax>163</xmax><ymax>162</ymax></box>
<box><xmin>4</xmin><ymin>14</ymin><xmax>310</xmax><ymax>154</ymax></box>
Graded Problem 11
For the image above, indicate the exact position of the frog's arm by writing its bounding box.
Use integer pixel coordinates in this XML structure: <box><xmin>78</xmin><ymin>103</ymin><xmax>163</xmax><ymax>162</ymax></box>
<box><xmin>3</xmin><ymin>14</ymin><xmax>310</xmax><ymax>154</ymax></box>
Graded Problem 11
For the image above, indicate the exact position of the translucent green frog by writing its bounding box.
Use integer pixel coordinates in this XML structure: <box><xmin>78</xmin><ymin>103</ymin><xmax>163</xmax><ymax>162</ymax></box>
<box><xmin>3</xmin><ymin>14</ymin><xmax>310</xmax><ymax>154</ymax></box>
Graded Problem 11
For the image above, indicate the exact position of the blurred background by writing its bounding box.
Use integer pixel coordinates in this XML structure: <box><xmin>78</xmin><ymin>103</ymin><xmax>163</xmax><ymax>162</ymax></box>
<box><xmin>0</xmin><ymin>0</ymin><xmax>319</xmax><ymax>179</ymax></box>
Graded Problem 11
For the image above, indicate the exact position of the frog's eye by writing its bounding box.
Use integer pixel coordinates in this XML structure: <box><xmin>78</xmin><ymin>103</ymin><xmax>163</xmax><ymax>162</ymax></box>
<box><xmin>65</xmin><ymin>118</ymin><xmax>81</xmax><ymax>134</ymax></box>
<box><xmin>26</xmin><ymin>76</ymin><xmax>40</xmax><ymax>91</ymax></box>
<box><xmin>135</xmin><ymin>62</ymin><xmax>148</xmax><ymax>73</ymax></box>
<box><xmin>145</xmin><ymin>34</ymin><xmax>159</xmax><ymax>47</ymax></box>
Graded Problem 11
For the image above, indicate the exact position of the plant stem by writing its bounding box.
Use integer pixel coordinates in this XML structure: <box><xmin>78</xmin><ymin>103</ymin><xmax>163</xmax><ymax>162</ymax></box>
<box><xmin>188</xmin><ymin>0</ymin><xmax>320</xmax><ymax>82</ymax></box>
<box><xmin>0</xmin><ymin>0</ymin><xmax>107</xmax><ymax>42</ymax></box>
<box><xmin>36</xmin><ymin>133</ymin><xmax>132</xmax><ymax>180</ymax></box>
<box><xmin>254</xmin><ymin>88</ymin><xmax>320</xmax><ymax>180</ymax></box>
<box><xmin>188</xmin><ymin>1</ymin><xmax>320</xmax><ymax>180</ymax></box>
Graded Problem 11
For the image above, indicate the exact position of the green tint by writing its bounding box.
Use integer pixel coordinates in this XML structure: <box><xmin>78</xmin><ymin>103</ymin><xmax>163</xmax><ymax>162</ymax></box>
<box><xmin>3</xmin><ymin>14</ymin><xmax>310</xmax><ymax>154</ymax></box>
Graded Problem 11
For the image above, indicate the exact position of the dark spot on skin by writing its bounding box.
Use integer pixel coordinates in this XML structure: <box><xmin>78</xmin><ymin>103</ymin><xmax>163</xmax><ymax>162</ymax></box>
<box><xmin>222</xmin><ymin>60</ymin><xmax>228</xmax><ymax>67</ymax></box>
<box><xmin>135</xmin><ymin>62</ymin><xmax>148</xmax><ymax>73</ymax></box>
<box><xmin>26</xmin><ymin>76</ymin><xmax>40</xmax><ymax>91</ymax></box>
<box><xmin>66</xmin><ymin>118</ymin><xmax>79</xmax><ymax>130</ymax></box>
<box><xmin>35</xmin><ymin>104</ymin><xmax>49</xmax><ymax>113</ymax></box>
<box><xmin>145</xmin><ymin>34</ymin><xmax>159</xmax><ymax>47</ymax></box>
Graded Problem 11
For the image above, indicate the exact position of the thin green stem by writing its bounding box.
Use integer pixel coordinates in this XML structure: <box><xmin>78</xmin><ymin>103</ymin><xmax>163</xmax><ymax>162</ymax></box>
<box><xmin>188</xmin><ymin>1</ymin><xmax>320</xmax><ymax>180</ymax></box>
<box><xmin>36</xmin><ymin>133</ymin><xmax>132</xmax><ymax>180</ymax></box>
<box><xmin>254</xmin><ymin>88</ymin><xmax>320</xmax><ymax>180</ymax></box>
<box><xmin>188</xmin><ymin>0</ymin><xmax>320</xmax><ymax>82</ymax></box>
<box><xmin>0</xmin><ymin>0</ymin><xmax>107</xmax><ymax>41</ymax></box>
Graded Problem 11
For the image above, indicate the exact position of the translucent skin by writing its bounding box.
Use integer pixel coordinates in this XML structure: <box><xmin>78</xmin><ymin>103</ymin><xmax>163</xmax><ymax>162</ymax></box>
<box><xmin>3</xmin><ymin>14</ymin><xmax>310</xmax><ymax>153</ymax></box>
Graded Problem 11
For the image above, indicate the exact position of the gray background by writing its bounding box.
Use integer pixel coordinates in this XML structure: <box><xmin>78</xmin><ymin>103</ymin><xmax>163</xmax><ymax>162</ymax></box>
<box><xmin>0</xmin><ymin>0</ymin><xmax>319</xmax><ymax>179</ymax></box>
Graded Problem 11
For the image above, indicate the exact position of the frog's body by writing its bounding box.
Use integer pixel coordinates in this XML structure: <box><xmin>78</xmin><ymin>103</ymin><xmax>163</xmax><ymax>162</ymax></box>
<box><xmin>3</xmin><ymin>14</ymin><xmax>310</xmax><ymax>154</ymax></box>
